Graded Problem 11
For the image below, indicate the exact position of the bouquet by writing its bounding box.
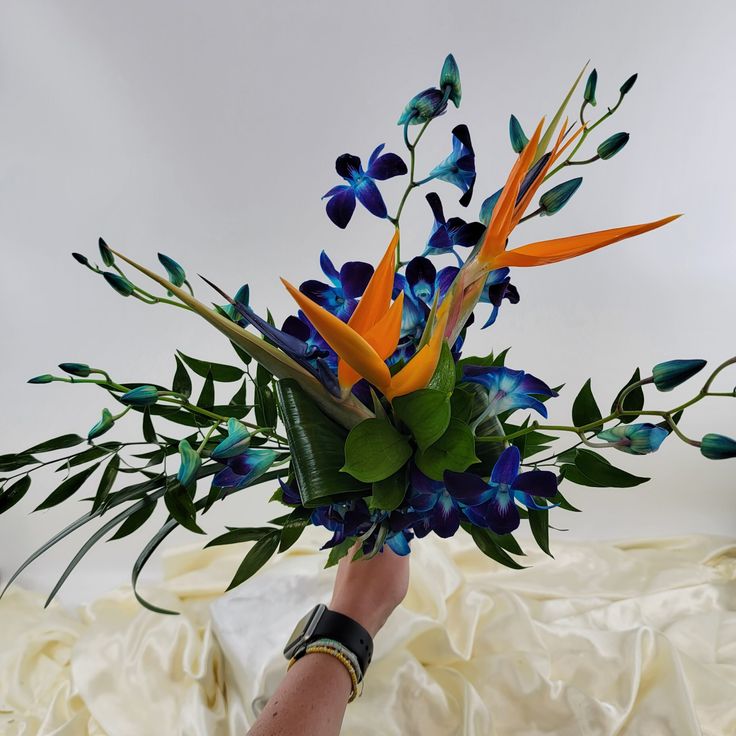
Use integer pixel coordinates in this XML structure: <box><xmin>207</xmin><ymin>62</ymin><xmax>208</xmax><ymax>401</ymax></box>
<box><xmin>2</xmin><ymin>56</ymin><xmax>734</xmax><ymax>615</ymax></box>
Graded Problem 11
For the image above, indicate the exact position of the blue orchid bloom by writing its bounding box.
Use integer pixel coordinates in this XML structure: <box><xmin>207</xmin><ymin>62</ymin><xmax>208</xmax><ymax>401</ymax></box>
<box><xmin>406</xmin><ymin>465</ymin><xmax>495</xmax><ymax>538</ymax></box>
<box><xmin>299</xmin><ymin>251</ymin><xmax>374</xmax><ymax>322</ymax></box>
<box><xmin>461</xmin><ymin>365</ymin><xmax>558</xmax><ymax>426</ymax></box>
<box><xmin>391</xmin><ymin>258</ymin><xmax>463</xmax><ymax>363</ymax></box>
<box><xmin>428</xmin><ymin>125</ymin><xmax>476</xmax><ymax>206</ymax></box>
<box><xmin>423</xmin><ymin>193</ymin><xmax>486</xmax><ymax>266</ymax></box>
<box><xmin>278</xmin><ymin>478</ymin><xmax>302</xmax><ymax>506</ymax></box>
<box><xmin>444</xmin><ymin>445</ymin><xmax>559</xmax><ymax>534</ymax></box>
<box><xmin>478</xmin><ymin>268</ymin><xmax>520</xmax><ymax>328</ymax></box>
<box><xmin>323</xmin><ymin>145</ymin><xmax>407</xmax><ymax>229</ymax></box>
<box><xmin>596</xmin><ymin>423</ymin><xmax>669</xmax><ymax>455</ymax></box>
<box><xmin>211</xmin><ymin>447</ymin><xmax>278</xmax><ymax>491</ymax></box>
<box><xmin>282</xmin><ymin>310</ymin><xmax>337</xmax><ymax>371</ymax></box>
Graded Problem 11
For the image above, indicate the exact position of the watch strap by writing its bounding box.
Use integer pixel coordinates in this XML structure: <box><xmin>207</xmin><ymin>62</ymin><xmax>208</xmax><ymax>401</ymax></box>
<box><xmin>310</xmin><ymin>608</ymin><xmax>373</xmax><ymax>674</ymax></box>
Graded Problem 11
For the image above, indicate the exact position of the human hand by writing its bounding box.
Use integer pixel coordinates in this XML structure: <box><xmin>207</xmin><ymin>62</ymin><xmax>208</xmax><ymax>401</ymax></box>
<box><xmin>329</xmin><ymin>542</ymin><xmax>410</xmax><ymax>638</ymax></box>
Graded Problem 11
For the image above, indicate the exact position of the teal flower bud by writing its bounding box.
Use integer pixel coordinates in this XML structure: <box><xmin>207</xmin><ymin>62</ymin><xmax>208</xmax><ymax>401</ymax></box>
<box><xmin>157</xmin><ymin>253</ymin><xmax>186</xmax><ymax>287</ymax></box>
<box><xmin>584</xmin><ymin>69</ymin><xmax>598</xmax><ymax>106</ymax></box>
<box><xmin>210</xmin><ymin>418</ymin><xmax>251</xmax><ymax>460</ymax></box>
<box><xmin>539</xmin><ymin>177</ymin><xmax>582</xmax><ymax>216</ymax></box>
<box><xmin>597</xmin><ymin>423</ymin><xmax>668</xmax><ymax>454</ymax></box>
<box><xmin>439</xmin><ymin>53</ymin><xmax>461</xmax><ymax>107</ymax></box>
<box><xmin>509</xmin><ymin>115</ymin><xmax>528</xmax><ymax>154</ymax></box>
<box><xmin>28</xmin><ymin>374</ymin><xmax>54</xmax><ymax>384</ymax></box>
<box><xmin>72</xmin><ymin>252</ymin><xmax>89</xmax><ymax>265</ymax></box>
<box><xmin>397</xmin><ymin>88</ymin><xmax>448</xmax><ymax>126</ymax></box>
<box><xmin>103</xmin><ymin>272</ymin><xmax>134</xmax><ymax>297</ymax></box>
<box><xmin>177</xmin><ymin>438</ymin><xmax>202</xmax><ymax>487</ymax></box>
<box><xmin>597</xmin><ymin>132</ymin><xmax>629</xmax><ymax>160</ymax></box>
<box><xmin>700</xmin><ymin>433</ymin><xmax>736</xmax><ymax>460</ymax></box>
<box><xmin>223</xmin><ymin>284</ymin><xmax>250</xmax><ymax>321</ymax></box>
<box><xmin>88</xmin><ymin>408</ymin><xmax>114</xmax><ymax>440</ymax></box>
<box><xmin>620</xmin><ymin>73</ymin><xmax>638</xmax><ymax>96</ymax></box>
<box><xmin>98</xmin><ymin>237</ymin><xmax>114</xmax><ymax>267</ymax></box>
<box><xmin>58</xmin><ymin>362</ymin><xmax>91</xmax><ymax>377</ymax></box>
<box><xmin>120</xmin><ymin>385</ymin><xmax>159</xmax><ymax>406</ymax></box>
<box><xmin>652</xmin><ymin>359</ymin><xmax>706</xmax><ymax>392</ymax></box>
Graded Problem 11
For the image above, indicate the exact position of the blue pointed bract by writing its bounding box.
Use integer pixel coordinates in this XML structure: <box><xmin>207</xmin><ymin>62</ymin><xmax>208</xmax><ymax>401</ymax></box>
<box><xmin>596</xmin><ymin>423</ymin><xmax>669</xmax><ymax>455</ymax></box>
<box><xmin>652</xmin><ymin>359</ymin><xmax>707</xmax><ymax>392</ymax></box>
<box><xmin>322</xmin><ymin>146</ymin><xmax>407</xmax><ymax>228</ymax></box>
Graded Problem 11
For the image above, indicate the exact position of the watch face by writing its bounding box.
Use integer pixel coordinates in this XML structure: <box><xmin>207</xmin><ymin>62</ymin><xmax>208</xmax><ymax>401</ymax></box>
<box><xmin>283</xmin><ymin>604</ymin><xmax>326</xmax><ymax>659</ymax></box>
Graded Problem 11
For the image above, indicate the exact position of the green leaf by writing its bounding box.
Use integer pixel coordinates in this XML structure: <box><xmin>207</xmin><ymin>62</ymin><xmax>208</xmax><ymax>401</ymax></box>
<box><xmin>279</xmin><ymin>508</ymin><xmax>311</xmax><ymax>552</ymax></box>
<box><xmin>23</xmin><ymin>434</ymin><xmax>85</xmax><ymax>455</ymax></box>
<box><xmin>197</xmin><ymin>368</ymin><xmax>215</xmax><ymax>411</ymax></box>
<box><xmin>176</xmin><ymin>350</ymin><xmax>244</xmax><ymax>382</ymax></box>
<box><xmin>164</xmin><ymin>481</ymin><xmax>204</xmax><ymax>533</ymax></box>
<box><xmin>325</xmin><ymin>537</ymin><xmax>357</xmax><ymax>568</ymax></box>
<box><xmin>470</xmin><ymin>415</ymin><xmax>506</xmax><ymax>475</ymax></box>
<box><xmin>0</xmin><ymin>476</ymin><xmax>31</xmax><ymax>514</ymax></box>
<box><xmin>58</xmin><ymin>445</ymin><xmax>115</xmax><ymax>470</ymax></box>
<box><xmin>256</xmin><ymin>363</ymin><xmax>273</xmax><ymax>388</ymax></box>
<box><xmin>528</xmin><ymin>507</ymin><xmax>552</xmax><ymax>556</ymax></box>
<box><xmin>370</xmin><ymin>388</ymin><xmax>388</xmax><ymax>421</ymax></box>
<box><xmin>464</xmin><ymin>524</ymin><xmax>526</xmax><ymax>569</ymax></box>
<box><xmin>572</xmin><ymin>379</ymin><xmax>603</xmax><ymax>428</ymax></box>
<box><xmin>229</xmin><ymin>378</ymin><xmax>249</xmax><ymax>407</ymax></box>
<box><xmin>227</xmin><ymin>531</ymin><xmax>280</xmax><ymax>590</ymax></box>
<box><xmin>427</xmin><ymin>341</ymin><xmax>456</xmax><ymax>394</ymax></box>
<box><xmin>414</xmin><ymin>418</ymin><xmax>479</xmax><ymax>480</ymax></box>
<box><xmin>393</xmin><ymin>389</ymin><xmax>451</xmax><ymax>451</ymax></box>
<box><xmin>0</xmin><ymin>453</ymin><xmax>39</xmax><ymax>472</ymax></box>
<box><xmin>342</xmin><ymin>419</ymin><xmax>412</xmax><ymax>483</ymax></box>
<box><xmin>142</xmin><ymin>407</ymin><xmax>157</xmax><ymax>443</ymax></box>
<box><xmin>488</xmin><ymin>531</ymin><xmax>525</xmax><ymax>556</ymax></box>
<box><xmin>35</xmin><ymin>462</ymin><xmax>102</xmax><ymax>510</ymax></box>
<box><xmin>574</xmin><ymin>448</ymin><xmax>649</xmax><ymax>487</ymax></box>
<box><xmin>108</xmin><ymin>497</ymin><xmax>157</xmax><ymax>540</ymax></box>
<box><xmin>205</xmin><ymin>526</ymin><xmax>273</xmax><ymax>547</ymax></box>
<box><xmin>560</xmin><ymin>463</ymin><xmax>605</xmax><ymax>487</ymax></box>
<box><xmin>370</xmin><ymin>467</ymin><xmax>408</xmax><ymax>511</ymax></box>
<box><xmin>450</xmin><ymin>385</ymin><xmax>474</xmax><ymax>423</ymax></box>
<box><xmin>553</xmin><ymin>487</ymin><xmax>581</xmax><ymax>512</ymax></box>
<box><xmin>92</xmin><ymin>454</ymin><xmax>120</xmax><ymax>513</ymax></box>
<box><xmin>610</xmin><ymin>368</ymin><xmax>644</xmax><ymax>424</ymax></box>
<box><xmin>276</xmin><ymin>379</ymin><xmax>368</xmax><ymax>506</ymax></box>
<box><xmin>255</xmin><ymin>385</ymin><xmax>277</xmax><ymax>428</ymax></box>
<box><xmin>230</xmin><ymin>340</ymin><xmax>253</xmax><ymax>366</ymax></box>
<box><xmin>172</xmin><ymin>355</ymin><xmax>193</xmax><ymax>397</ymax></box>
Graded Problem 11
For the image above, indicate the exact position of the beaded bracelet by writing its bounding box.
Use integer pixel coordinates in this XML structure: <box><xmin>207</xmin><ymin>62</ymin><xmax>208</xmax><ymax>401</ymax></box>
<box><xmin>288</xmin><ymin>641</ymin><xmax>363</xmax><ymax>702</ymax></box>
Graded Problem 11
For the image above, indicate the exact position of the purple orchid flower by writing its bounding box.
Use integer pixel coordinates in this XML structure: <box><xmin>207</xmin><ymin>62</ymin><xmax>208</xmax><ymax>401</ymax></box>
<box><xmin>299</xmin><ymin>251</ymin><xmax>373</xmax><ymax>321</ymax></box>
<box><xmin>444</xmin><ymin>445</ymin><xmax>559</xmax><ymax>534</ymax></box>
<box><xmin>423</xmin><ymin>193</ymin><xmax>486</xmax><ymax>266</ymax></box>
<box><xmin>323</xmin><ymin>145</ymin><xmax>407</xmax><ymax>228</ymax></box>
<box><xmin>479</xmin><ymin>267</ymin><xmax>520</xmax><ymax>328</ymax></box>
<box><xmin>211</xmin><ymin>447</ymin><xmax>278</xmax><ymax>491</ymax></box>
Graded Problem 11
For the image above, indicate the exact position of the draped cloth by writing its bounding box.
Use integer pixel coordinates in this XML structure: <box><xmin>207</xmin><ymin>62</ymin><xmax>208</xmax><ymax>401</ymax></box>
<box><xmin>1</xmin><ymin>530</ymin><xmax>735</xmax><ymax>735</ymax></box>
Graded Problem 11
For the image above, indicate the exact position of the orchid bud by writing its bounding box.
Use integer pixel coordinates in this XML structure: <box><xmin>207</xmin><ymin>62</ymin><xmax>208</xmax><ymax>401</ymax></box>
<box><xmin>700</xmin><ymin>433</ymin><xmax>736</xmax><ymax>460</ymax></box>
<box><xmin>103</xmin><ymin>272</ymin><xmax>134</xmax><ymax>297</ymax></box>
<box><xmin>58</xmin><ymin>362</ymin><xmax>91</xmax><ymax>378</ymax></box>
<box><xmin>596</xmin><ymin>423</ymin><xmax>668</xmax><ymax>455</ymax></box>
<box><xmin>620</xmin><ymin>73</ymin><xmax>638</xmax><ymax>96</ymax></box>
<box><xmin>210</xmin><ymin>418</ymin><xmax>251</xmax><ymax>461</ymax></box>
<box><xmin>27</xmin><ymin>374</ymin><xmax>54</xmax><ymax>384</ymax></box>
<box><xmin>584</xmin><ymin>69</ymin><xmax>598</xmax><ymax>106</ymax></box>
<box><xmin>652</xmin><ymin>359</ymin><xmax>706</xmax><ymax>392</ymax></box>
<box><xmin>120</xmin><ymin>385</ymin><xmax>159</xmax><ymax>406</ymax></box>
<box><xmin>72</xmin><ymin>252</ymin><xmax>89</xmax><ymax>266</ymax></box>
<box><xmin>177</xmin><ymin>438</ymin><xmax>202</xmax><ymax>488</ymax></box>
<box><xmin>509</xmin><ymin>115</ymin><xmax>528</xmax><ymax>154</ymax></box>
<box><xmin>597</xmin><ymin>132</ymin><xmax>629</xmax><ymax>160</ymax></box>
<box><xmin>88</xmin><ymin>408</ymin><xmax>114</xmax><ymax>440</ymax></box>
<box><xmin>439</xmin><ymin>53</ymin><xmax>461</xmax><ymax>107</ymax></box>
<box><xmin>157</xmin><ymin>253</ymin><xmax>186</xmax><ymax>287</ymax></box>
<box><xmin>397</xmin><ymin>88</ymin><xmax>448</xmax><ymax>126</ymax></box>
<box><xmin>539</xmin><ymin>178</ymin><xmax>583</xmax><ymax>216</ymax></box>
<box><xmin>98</xmin><ymin>237</ymin><xmax>114</xmax><ymax>267</ymax></box>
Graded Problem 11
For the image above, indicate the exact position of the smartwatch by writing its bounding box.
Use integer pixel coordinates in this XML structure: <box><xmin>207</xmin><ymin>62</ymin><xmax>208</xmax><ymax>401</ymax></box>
<box><xmin>283</xmin><ymin>603</ymin><xmax>373</xmax><ymax>675</ymax></box>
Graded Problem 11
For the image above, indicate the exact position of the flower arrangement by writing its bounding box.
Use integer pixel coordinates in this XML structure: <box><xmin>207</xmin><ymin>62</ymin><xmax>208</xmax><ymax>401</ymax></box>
<box><xmin>2</xmin><ymin>57</ymin><xmax>734</xmax><ymax>615</ymax></box>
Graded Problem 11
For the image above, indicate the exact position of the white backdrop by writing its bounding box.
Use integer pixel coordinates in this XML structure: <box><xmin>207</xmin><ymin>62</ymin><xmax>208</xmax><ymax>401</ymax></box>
<box><xmin>1</xmin><ymin>0</ymin><xmax>734</xmax><ymax>602</ymax></box>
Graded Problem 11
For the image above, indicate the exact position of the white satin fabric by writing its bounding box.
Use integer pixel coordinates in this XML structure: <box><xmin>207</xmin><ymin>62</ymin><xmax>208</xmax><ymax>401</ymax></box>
<box><xmin>1</xmin><ymin>530</ymin><xmax>735</xmax><ymax>736</ymax></box>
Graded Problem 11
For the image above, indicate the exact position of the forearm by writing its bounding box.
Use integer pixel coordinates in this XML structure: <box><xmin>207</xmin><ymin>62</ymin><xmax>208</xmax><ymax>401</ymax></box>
<box><xmin>247</xmin><ymin>651</ymin><xmax>352</xmax><ymax>736</ymax></box>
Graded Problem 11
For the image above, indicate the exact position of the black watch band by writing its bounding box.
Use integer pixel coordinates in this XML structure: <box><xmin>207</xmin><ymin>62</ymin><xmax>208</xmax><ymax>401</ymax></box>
<box><xmin>284</xmin><ymin>604</ymin><xmax>374</xmax><ymax>675</ymax></box>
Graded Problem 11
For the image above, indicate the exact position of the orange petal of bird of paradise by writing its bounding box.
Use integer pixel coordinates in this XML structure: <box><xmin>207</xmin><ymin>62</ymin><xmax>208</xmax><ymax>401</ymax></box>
<box><xmin>490</xmin><ymin>215</ymin><xmax>682</xmax><ymax>268</ymax></box>
<box><xmin>281</xmin><ymin>278</ymin><xmax>393</xmax><ymax>392</ymax></box>
<box><xmin>385</xmin><ymin>308</ymin><xmax>449</xmax><ymax>401</ymax></box>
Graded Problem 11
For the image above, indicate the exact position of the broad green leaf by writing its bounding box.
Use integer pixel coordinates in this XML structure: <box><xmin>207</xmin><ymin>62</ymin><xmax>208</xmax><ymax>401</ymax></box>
<box><xmin>229</xmin><ymin>378</ymin><xmax>249</xmax><ymax>407</ymax></box>
<box><xmin>610</xmin><ymin>368</ymin><xmax>644</xmax><ymax>424</ymax></box>
<box><xmin>164</xmin><ymin>481</ymin><xmax>204</xmax><ymax>534</ymax></box>
<box><xmin>226</xmin><ymin>531</ymin><xmax>280</xmax><ymax>590</ymax></box>
<box><xmin>343</xmin><ymin>419</ymin><xmax>412</xmax><ymax>483</ymax></box>
<box><xmin>176</xmin><ymin>349</ymin><xmax>244</xmax><ymax>382</ymax></box>
<box><xmin>92</xmin><ymin>454</ymin><xmax>120</xmax><ymax>512</ymax></box>
<box><xmin>572</xmin><ymin>379</ymin><xmax>603</xmax><ymax>428</ymax></box>
<box><xmin>574</xmin><ymin>448</ymin><xmax>649</xmax><ymax>487</ymax></box>
<box><xmin>172</xmin><ymin>355</ymin><xmax>193</xmax><ymax>397</ymax></box>
<box><xmin>108</xmin><ymin>497</ymin><xmax>157</xmax><ymax>540</ymax></box>
<box><xmin>415</xmin><ymin>418</ymin><xmax>479</xmax><ymax>480</ymax></box>
<box><xmin>256</xmin><ymin>363</ymin><xmax>273</xmax><ymax>388</ymax></box>
<box><xmin>0</xmin><ymin>453</ymin><xmax>39</xmax><ymax>472</ymax></box>
<box><xmin>23</xmin><ymin>434</ymin><xmax>85</xmax><ymax>455</ymax></box>
<box><xmin>276</xmin><ymin>379</ymin><xmax>368</xmax><ymax>506</ymax></box>
<box><xmin>464</xmin><ymin>524</ymin><xmax>526</xmax><ymax>569</ymax></box>
<box><xmin>560</xmin><ymin>463</ymin><xmax>606</xmax><ymax>487</ymax></box>
<box><xmin>0</xmin><ymin>476</ymin><xmax>31</xmax><ymax>514</ymax></box>
<box><xmin>279</xmin><ymin>507</ymin><xmax>311</xmax><ymax>552</ymax></box>
<box><xmin>230</xmin><ymin>339</ymin><xmax>253</xmax><ymax>366</ymax></box>
<box><xmin>393</xmin><ymin>389</ymin><xmax>451</xmax><ymax>451</ymax></box>
<box><xmin>450</xmin><ymin>385</ymin><xmax>475</xmax><ymax>423</ymax></box>
<box><xmin>370</xmin><ymin>467</ymin><xmax>408</xmax><ymax>511</ymax></box>
<box><xmin>35</xmin><ymin>462</ymin><xmax>102</xmax><ymax>511</ymax></box>
<box><xmin>488</xmin><ymin>531</ymin><xmax>525</xmax><ymax>556</ymax></box>
<box><xmin>58</xmin><ymin>445</ymin><xmax>114</xmax><ymax>470</ymax></box>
